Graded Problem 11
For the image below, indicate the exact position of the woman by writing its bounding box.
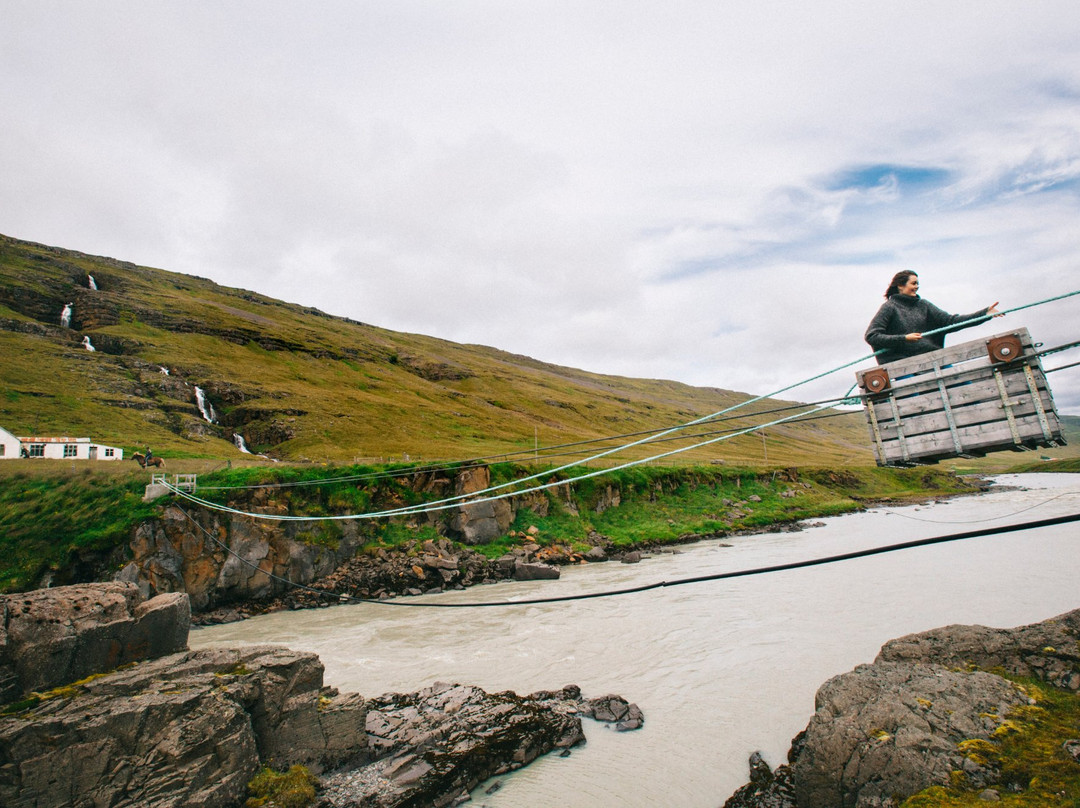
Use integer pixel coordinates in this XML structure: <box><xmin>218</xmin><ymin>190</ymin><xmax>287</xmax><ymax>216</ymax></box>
<box><xmin>865</xmin><ymin>271</ymin><xmax>999</xmax><ymax>365</ymax></box>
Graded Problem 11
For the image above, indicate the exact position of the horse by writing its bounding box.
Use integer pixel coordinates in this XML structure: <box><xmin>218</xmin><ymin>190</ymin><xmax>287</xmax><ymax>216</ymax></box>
<box><xmin>132</xmin><ymin>452</ymin><xmax>166</xmax><ymax>469</ymax></box>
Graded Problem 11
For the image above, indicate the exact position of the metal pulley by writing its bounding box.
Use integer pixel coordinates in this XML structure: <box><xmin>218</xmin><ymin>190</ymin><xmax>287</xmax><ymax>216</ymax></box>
<box><xmin>987</xmin><ymin>333</ymin><xmax>1024</xmax><ymax>364</ymax></box>
<box><xmin>861</xmin><ymin>367</ymin><xmax>891</xmax><ymax>394</ymax></box>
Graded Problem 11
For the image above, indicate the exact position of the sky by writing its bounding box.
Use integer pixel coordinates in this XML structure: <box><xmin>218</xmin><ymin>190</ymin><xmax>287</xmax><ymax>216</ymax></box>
<box><xmin>3</xmin><ymin>2</ymin><xmax>1080</xmax><ymax>417</ymax></box>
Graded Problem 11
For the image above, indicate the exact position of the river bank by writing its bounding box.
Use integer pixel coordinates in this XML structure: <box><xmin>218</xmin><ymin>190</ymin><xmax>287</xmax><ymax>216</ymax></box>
<box><xmin>126</xmin><ymin>463</ymin><xmax>989</xmax><ymax>624</ymax></box>
<box><xmin>0</xmin><ymin>458</ymin><xmax>989</xmax><ymax>605</ymax></box>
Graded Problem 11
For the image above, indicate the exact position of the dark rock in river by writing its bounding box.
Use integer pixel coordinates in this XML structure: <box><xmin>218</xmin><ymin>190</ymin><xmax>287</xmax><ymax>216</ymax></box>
<box><xmin>320</xmin><ymin>682</ymin><xmax>594</xmax><ymax>807</ymax></box>
<box><xmin>723</xmin><ymin>750</ymin><xmax>798</xmax><ymax>808</ymax></box>
<box><xmin>512</xmin><ymin>560</ymin><xmax>561</xmax><ymax>581</ymax></box>
<box><xmin>723</xmin><ymin>607</ymin><xmax>1080</xmax><ymax>808</ymax></box>
<box><xmin>581</xmin><ymin>693</ymin><xmax>645</xmax><ymax>730</ymax></box>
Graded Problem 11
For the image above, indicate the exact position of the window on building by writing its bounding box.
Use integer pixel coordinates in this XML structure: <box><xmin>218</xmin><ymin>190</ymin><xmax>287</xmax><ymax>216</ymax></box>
<box><xmin>104</xmin><ymin>448</ymin><xmax>115</xmax><ymax>457</ymax></box>
<box><xmin>0</xmin><ymin>444</ymin><xmax>5</xmax><ymax>456</ymax></box>
<box><xmin>29</xmin><ymin>444</ymin><xmax>44</xmax><ymax>457</ymax></box>
<box><xmin>63</xmin><ymin>444</ymin><xmax>78</xmax><ymax>458</ymax></box>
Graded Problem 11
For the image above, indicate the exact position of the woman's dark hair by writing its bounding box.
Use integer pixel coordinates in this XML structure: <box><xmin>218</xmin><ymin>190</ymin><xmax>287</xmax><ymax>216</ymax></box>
<box><xmin>885</xmin><ymin>271</ymin><xmax>917</xmax><ymax>298</ymax></box>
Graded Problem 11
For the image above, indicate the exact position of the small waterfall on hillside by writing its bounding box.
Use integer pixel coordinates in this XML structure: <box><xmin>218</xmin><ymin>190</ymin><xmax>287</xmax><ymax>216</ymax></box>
<box><xmin>159</xmin><ymin>367</ymin><xmax>170</xmax><ymax>376</ymax></box>
<box><xmin>82</xmin><ymin>336</ymin><xmax>95</xmax><ymax>352</ymax></box>
<box><xmin>233</xmin><ymin>433</ymin><xmax>252</xmax><ymax>454</ymax></box>
<box><xmin>60</xmin><ymin>303</ymin><xmax>73</xmax><ymax>328</ymax></box>
<box><xmin>194</xmin><ymin>386</ymin><xmax>216</xmax><ymax>423</ymax></box>
<box><xmin>87</xmin><ymin>275</ymin><xmax>98</xmax><ymax>290</ymax></box>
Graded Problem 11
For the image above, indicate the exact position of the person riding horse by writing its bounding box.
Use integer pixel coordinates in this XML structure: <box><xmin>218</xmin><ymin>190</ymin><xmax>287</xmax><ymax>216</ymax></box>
<box><xmin>132</xmin><ymin>450</ymin><xmax>164</xmax><ymax>468</ymax></box>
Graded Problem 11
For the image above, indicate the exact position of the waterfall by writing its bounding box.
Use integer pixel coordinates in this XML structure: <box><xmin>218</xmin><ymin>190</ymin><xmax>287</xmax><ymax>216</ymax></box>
<box><xmin>60</xmin><ymin>303</ymin><xmax>73</xmax><ymax>328</ymax></box>
<box><xmin>82</xmin><ymin>336</ymin><xmax>95</xmax><ymax>352</ymax></box>
<box><xmin>194</xmin><ymin>386</ymin><xmax>216</xmax><ymax>423</ymax></box>
<box><xmin>87</xmin><ymin>275</ymin><xmax>98</xmax><ymax>290</ymax></box>
<box><xmin>159</xmin><ymin>367</ymin><xmax>170</xmax><ymax>375</ymax></box>
<box><xmin>233</xmin><ymin>433</ymin><xmax>252</xmax><ymax>454</ymax></box>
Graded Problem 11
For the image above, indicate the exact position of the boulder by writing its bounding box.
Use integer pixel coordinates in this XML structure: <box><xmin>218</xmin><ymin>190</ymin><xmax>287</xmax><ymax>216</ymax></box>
<box><xmin>876</xmin><ymin>610</ymin><xmax>1080</xmax><ymax>691</ymax></box>
<box><xmin>724</xmin><ymin>608</ymin><xmax>1080</xmax><ymax>808</ymax></box>
<box><xmin>0</xmin><ymin>646</ymin><xmax>367</xmax><ymax>808</ymax></box>
<box><xmin>791</xmin><ymin>661</ymin><xmax>1027</xmax><ymax>808</ymax></box>
<box><xmin>580</xmin><ymin>694</ymin><xmax>645</xmax><ymax>731</ymax></box>
<box><xmin>320</xmin><ymin>682</ymin><xmax>641</xmax><ymax>807</ymax></box>
<box><xmin>448</xmin><ymin>466</ymin><xmax>514</xmax><ymax>545</ymax></box>
<box><xmin>513</xmin><ymin>561</ymin><xmax>561</xmax><ymax>581</ymax></box>
<box><xmin>0</xmin><ymin>582</ymin><xmax>190</xmax><ymax>701</ymax></box>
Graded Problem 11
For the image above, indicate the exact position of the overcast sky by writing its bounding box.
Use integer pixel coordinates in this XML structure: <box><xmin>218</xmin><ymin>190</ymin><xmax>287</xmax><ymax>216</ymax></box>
<box><xmin>3</xmin><ymin>2</ymin><xmax>1080</xmax><ymax>418</ymax></box>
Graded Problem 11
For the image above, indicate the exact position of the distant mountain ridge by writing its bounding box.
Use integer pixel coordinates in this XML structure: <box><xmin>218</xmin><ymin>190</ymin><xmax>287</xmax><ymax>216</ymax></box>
<box><xmin>0</xmin><ymin>233</ymin><xmax>871</xmax><ymax>464</ymax></box>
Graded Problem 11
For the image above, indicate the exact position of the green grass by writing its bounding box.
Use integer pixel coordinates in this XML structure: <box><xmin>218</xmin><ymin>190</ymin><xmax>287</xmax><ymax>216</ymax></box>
<box><xmin>0</xmin><ymin>466</ymin><xmax>158</xmax><ymax>591</ymax></box>
<box><xmin>245</xmin><ymin>765</ymin><xmax>317</xmax><ymax>808</ymax></box>
<box><xmin>0</xmin><ymin>459</ymin><xmax>980</xmax><ymax>593</ymax></box>
<box><xmin>901</xmin><ymin>678</ymin><xmax>1080</xmax><ymax>807</ymax></box>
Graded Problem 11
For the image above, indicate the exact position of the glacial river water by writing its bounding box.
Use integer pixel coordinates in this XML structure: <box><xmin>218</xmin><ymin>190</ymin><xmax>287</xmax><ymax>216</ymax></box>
<box><xmin>190</xmin><ymin>473</ymin><xmax>1080</xmax><ymax>807</ymax></box>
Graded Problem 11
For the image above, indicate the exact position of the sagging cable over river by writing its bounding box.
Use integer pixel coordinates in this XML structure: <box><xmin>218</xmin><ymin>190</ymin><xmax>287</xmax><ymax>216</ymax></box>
<box><xmin>175</xmin><ymin>504</ymin><xmax>1080</xmax><ymax>609</ymax></box>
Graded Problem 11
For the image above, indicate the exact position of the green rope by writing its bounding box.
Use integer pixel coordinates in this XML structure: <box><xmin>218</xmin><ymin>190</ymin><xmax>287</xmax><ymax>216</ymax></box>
<box><xmin>166</xmin><ymin>288</ymin><xmax>1080</xmax><ymax>522</ymax></box>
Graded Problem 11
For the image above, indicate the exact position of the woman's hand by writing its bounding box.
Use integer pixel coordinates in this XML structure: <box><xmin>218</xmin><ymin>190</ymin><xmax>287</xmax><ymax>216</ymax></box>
<box><xmin>987</xmin><ymin>301</ymin><xmax>1002</xmax><ymax>317</ymax></box>
<box><xmin>905</xmin><ymin>332</ymin><xmax>922</xmax><ymax>341</ymax></box>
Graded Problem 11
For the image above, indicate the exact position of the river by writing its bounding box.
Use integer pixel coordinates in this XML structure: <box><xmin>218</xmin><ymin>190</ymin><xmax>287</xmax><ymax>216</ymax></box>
<box><xmin>189</xmin><ymin>473</ymin><xmax>1080</xmax><ymax>806</ymax></box>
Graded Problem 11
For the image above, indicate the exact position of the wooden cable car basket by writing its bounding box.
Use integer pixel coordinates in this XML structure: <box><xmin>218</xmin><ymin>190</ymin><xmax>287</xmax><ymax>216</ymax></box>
<box><xmin>855</xmin><ymin>328</ymin><xmax>1066</xmax><ymax>466</ymax></box>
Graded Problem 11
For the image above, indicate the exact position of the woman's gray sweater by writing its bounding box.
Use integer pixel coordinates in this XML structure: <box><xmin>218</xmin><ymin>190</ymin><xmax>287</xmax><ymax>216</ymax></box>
<box><xmin>865</xmin><ymin>294</ymin><xmax>990</xmax><ymax>365</ymax></box>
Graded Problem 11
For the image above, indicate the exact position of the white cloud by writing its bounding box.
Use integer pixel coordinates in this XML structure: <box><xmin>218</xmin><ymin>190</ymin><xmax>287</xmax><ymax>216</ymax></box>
<box><xmin>2</xmin><ymin>0</ymin><xmax>1079</xmax><ymax>418</ymax></box>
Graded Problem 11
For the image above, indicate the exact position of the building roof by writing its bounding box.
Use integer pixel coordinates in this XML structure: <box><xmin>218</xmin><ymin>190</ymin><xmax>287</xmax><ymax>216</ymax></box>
<box><xmin>16</xmin><ymin>436</ymin><xmax>92</xmax><ymax>443</ymax></box>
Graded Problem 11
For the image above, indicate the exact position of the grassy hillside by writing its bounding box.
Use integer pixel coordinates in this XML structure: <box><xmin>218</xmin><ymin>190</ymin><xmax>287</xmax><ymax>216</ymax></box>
<box><xmin>0</xmin><ymin>233</ymin><xmax>873</xmax><ymax>466</ymax></box>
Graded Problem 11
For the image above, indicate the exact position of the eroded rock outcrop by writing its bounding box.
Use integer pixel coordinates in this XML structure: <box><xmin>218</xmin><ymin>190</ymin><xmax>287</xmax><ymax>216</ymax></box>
<box><xmin>790</xmin><ymin>662</ymin><xmax>1028</xmax><ymax>807</ymax></box>
<box><xmin>0</xmin><ymin>581</ymin><xmax>189</xmax><ymax>702</ymax></box>
<box><xmin>321</xmin><ymin>684</ymin><xmax>642</xmax><ymax>807</ymax></box>
<box><xmin>0</xmin><ymin>642</ymin><xmax>364</xmax><ymax>808</ymax></box>
<box><xmin>121</xmin><ymin>468</ymin><xmax>573</xmax><ymax>614</ymax></box>
<box><xmin>724</xmin><ymin>608</ymin><xmax>1080</xmax><ymax>808</ymax></box>
<box><xmin>448</xmin><ymin>466</ymin><xmax>513</xmax><ymax>545</ymax></box>
<box><xmin>120</xmin><ymin>504</ymin><xmax>367</xmax><ymax>611</ymax></box>
<box><xmin>876</xmin><ymin>609</ymin><xmax>1080</xmax><ymax>690</ymax></box>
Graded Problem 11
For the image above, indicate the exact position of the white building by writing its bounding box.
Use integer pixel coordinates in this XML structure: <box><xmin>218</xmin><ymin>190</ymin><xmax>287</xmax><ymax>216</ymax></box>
<box><xmin>0</xmin><ymin>426</ymin><xmax>19</xmax><ymax>459</ymax></box>
<box><xmin>0</xmin><ymin>426</ymin><xmax>123</xmax><ymax>460</ymax></box>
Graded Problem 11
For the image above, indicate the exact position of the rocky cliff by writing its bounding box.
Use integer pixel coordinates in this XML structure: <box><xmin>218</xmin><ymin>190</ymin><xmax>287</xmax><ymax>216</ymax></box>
<box><xmin>117</xmin><ymin>464</ymin><xmax>616</xmax><ymax>618</ymax></box>
<box><xmin>0</xmin><ymin>583</ymin><xmax>642</xmax><ymax>808</ymax></box>
<box><xmin>724</xmin><ymin>608</ymin><xmax>1080</xmax><ymax>808</ymax></box>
